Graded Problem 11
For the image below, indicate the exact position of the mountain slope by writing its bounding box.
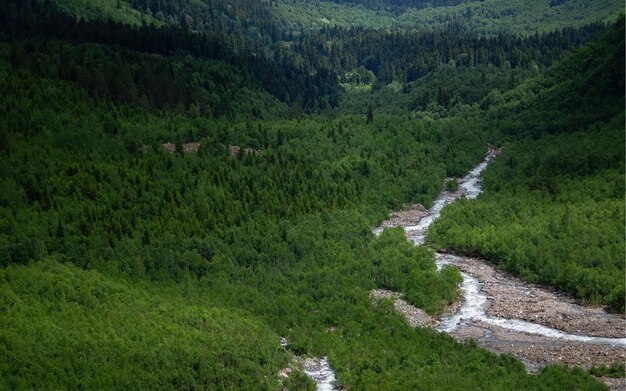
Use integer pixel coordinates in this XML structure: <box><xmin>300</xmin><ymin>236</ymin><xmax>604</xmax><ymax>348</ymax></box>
<box><xmin>276</xmin><ymin>0</ymin><xmax>622</xmax><ymax>33</ymax></box>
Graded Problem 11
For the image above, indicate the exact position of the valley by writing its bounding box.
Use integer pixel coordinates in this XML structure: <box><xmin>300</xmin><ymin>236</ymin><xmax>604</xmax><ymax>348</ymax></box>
<box><xmin>0</xmin><ymin>1</ymin><xmax>623</xmax><ymax>390</ymax></box>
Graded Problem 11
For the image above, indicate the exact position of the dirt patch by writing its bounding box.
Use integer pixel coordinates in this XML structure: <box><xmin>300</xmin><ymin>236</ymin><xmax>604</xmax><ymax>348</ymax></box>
<box><xmin>162</xmin><ymin>142</ymin><xmax>201</xmax><ymax>154</ymax></box>
<box><xmin>370</xmin><ymin>289</ymin><xmax>436</xmax><ymax>328</ymax></box>
<box><xmin>228</xmin><ymin>145</ymin><xmax>261</xmax><ymax>157</ymax></box>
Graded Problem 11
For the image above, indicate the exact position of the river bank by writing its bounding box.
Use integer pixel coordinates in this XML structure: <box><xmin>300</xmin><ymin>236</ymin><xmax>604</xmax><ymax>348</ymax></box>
<box><xmin>444</xmin><ymin>255</ymin><xmax>625</xmax><ymax>339</ymax></box>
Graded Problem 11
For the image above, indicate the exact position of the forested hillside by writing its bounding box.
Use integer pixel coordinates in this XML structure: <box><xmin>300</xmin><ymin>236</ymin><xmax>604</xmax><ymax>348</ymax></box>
<box><xmin>46</xmin><ymin>0</ymin><xmax>622</xmax><ymax>33</ymax></box>
<box><xmin>276</xmin><ymin>0</ymin><xmax>622</xmax><ymax>33</ymax></box>
<box><xmin>0</xmin><ymin>0</ymin><xmax>623</xmax><ymax>389</ymax></box>
<box><xmin>428</xmin><ymin>18</ymin><xmax>625</xmax><ymax>312</ymax></box>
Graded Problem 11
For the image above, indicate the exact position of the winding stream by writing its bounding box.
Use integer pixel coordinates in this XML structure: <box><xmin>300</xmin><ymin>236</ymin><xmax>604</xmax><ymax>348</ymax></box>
<box><xmin>301</xmin><ymin>149</ymin><xmax>624</xmax><ymax>389</ymax></box>
<box><xmin>404</xmin><ymin>152</ymin><xmax>625</xmax><ymax>348</ymax></box>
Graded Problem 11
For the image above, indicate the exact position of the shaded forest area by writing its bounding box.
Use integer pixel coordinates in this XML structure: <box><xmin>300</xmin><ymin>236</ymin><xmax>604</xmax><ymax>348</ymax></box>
<box><xmin>1</xmin><ymin>0</ymin><xmax>609</xmax><ymax>113</ymax></box>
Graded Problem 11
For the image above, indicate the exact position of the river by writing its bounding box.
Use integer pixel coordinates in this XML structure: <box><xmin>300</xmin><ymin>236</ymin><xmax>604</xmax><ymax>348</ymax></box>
<box><xmin>401</xmin><ymin>151</ymin><xmax>625</xmax><ymax>348</ymax></box>
<box><xmin>302</xmin><ymin>148</ymin><xmax>625</xmax><ymax>389</ymax></box>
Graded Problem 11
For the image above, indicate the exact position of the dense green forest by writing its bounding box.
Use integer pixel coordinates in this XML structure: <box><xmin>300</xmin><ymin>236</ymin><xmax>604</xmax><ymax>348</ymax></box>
<box><xmin>3</xmin><ymin>0</ymin><xmax>612</xmax><ymax>113</ymax></box>
<box><xmin>46</xmin><ymin>0</ymin><xmax>623</xmax><ymax>34</ymax></box>
<box><xmin>275</xmin><ymin>0</ymin><xmax>622</xmax><ymax>33</ymax></box>
<box><xmin>1</xmin><ymin>0</ymin><xmax>623</xmax><ymax>389</ymax></box>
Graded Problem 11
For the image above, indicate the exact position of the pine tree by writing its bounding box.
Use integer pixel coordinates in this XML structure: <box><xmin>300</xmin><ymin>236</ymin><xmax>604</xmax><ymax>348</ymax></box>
<box><xmin>366</xmin><ymin>104</ymin><xmax>374</xmax><ymax>124</ymax></box>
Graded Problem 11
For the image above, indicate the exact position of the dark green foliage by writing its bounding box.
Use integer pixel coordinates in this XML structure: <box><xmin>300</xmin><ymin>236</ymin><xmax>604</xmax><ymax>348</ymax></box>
<box><xmin>366</xmin><ymin>103</ymin><xmax>373</xmax><ymax>124</ymax></box>
<box><xmin>295</xmin><ymin>23</ymin><xmax>604</xmax><ymax>87</ymax></box>
<box><xmin>0</xmin><ymin>1</ymin><xmax>620</xmax><ymax>389</ymax></box>
<box><xmin>0</xmin><ymin>0</ymin><xmax>339</xmax><ymax>111</ymax></box>
<box><xmin>2</xmin><ymin>39</ymin><xmax>283</xmax><ymax>118</ymax></box>
<box><xmin>312</xmin><ymin>0</ymin><xmax>476</xmax><ymax>12</ymax></box>
<box><xmin>1</xmin><ymin>0</ymin><xmax>609</xmax><ymax>115</ymax></box>
<box><xmin>486</xmin><ymin>15</ymin><xmax>625</xmax><ymax>137</ymax></box>
<box><xmin>589</xmin><ymin>363</ymin><xmax>626</xmax><ymax>379</ymax></box>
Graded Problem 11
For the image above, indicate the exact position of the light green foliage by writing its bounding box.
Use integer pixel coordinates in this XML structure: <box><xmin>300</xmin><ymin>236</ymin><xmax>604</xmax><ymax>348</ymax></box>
<box><xmin>371</xmin><ymin>229</ymin><xmax>462</xmax><ymax>314</ymax></box>
<box><xmin>338</xmin><ymin>67</ymin><xmax>535</xmax><ymax>116</ymax></box>
<box><xmin>54</xmin><ymin>0</ymin><xmax>158</xmax><ymax>26</ymax></box>
<box><xmin>51</xmin><ymin>0</ymin><xmax>622</xmax><ymax>35</ymax></box>
<box><xmin>399</xmin><ymin>0</ymin><xmax>623</xmax><ymax>35</ymax></box>
<box><xmin>275</xmin><ymin>0</ymin><xmax>398</xmax><ymax>29</ymax></box>
<box><xmin>340</xmin><ymin>66</ymin><xmax>377</xmax><ymax>91</ymax></box>
<box><xmin>0</xmin><ymin>259</ymin><xmax>287</xmax><ymax>390</ymax></box>
<box><xmin>274</xmin><ymin>0</ymin><xmax>621</xmax><ymax>34</ymax></box>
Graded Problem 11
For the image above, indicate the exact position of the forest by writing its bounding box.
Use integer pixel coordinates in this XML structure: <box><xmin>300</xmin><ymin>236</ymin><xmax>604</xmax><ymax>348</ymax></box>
<box><xmin>0</xmin><ymin>0</ymin><xmax>623</xmax><ymax>389</ymax></box>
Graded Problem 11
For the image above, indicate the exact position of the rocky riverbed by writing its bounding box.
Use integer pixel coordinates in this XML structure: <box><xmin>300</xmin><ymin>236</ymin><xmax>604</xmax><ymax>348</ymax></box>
<box><xmin>447</xmin><ymin>256</ymin><xmax>626</xmax><ymax>339</ymax></box>
<box><xmin>371</xmin><ymin>279</ymin><xmax>625</xmax><ymax>374</ymax></box>
<box><xmin>376</xmin><ymin>203</ymin><xmax>430</xmax><ymax>230</ymax></box>
<box><xmin>450</xmin><ymin>321</ymin><xmax>625</xmax><ymax>369</ymax></box>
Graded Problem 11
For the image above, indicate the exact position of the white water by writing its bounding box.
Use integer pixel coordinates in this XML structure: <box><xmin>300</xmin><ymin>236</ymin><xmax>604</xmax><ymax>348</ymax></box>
<box><xmin>376</xmin><ymin>150</ymin><xmax>626</xmax><ymax>348</ymax></box>
<box><xmin>435</xmin><ymin>253</ymin><xmax>490</xmax><ymax>333</ymax></box>
<box><xmin>435</xmin><ymin>253</ymin><xmax>626</xmax><ymax>347</ymax></box>
<box><xmin>281</xmin><ymin>337</ymin><xmax>339</xmax><ymax>391</ymax></box>
<box><xmin>302</xmin><ymin>357</ymin><xmax>338</xmax><ymax>391</ymax></box>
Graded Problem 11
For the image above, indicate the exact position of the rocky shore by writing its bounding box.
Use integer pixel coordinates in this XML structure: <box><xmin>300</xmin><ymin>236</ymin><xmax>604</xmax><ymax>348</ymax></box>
<box><xmin>377</xmin><ymin>203</ymin><xmax>430</xmax><ymax>229</ymax></box>
<box><xmin>450</xmin><ymin>321</ymin><xmax>625</xmax><ymax>370</ymax></box>
<box><xmin>450</xmin><ymin>256</ymin><xmax>626</xmax><ymax>339</ymax></box>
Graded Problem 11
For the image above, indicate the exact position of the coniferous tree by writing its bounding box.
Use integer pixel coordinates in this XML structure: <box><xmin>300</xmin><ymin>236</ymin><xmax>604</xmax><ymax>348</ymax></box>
<box><xmin>366</xmin><ymin>104</ymin><xmax>374</xmax><ymax>124</ymax></box>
